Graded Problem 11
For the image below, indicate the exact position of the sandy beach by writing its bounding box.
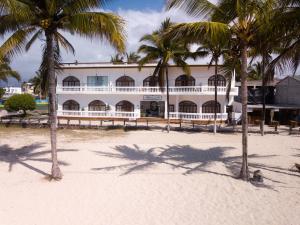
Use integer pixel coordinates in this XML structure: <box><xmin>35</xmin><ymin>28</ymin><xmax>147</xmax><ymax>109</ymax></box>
<box><xmin>0</xmin><ymin>127</ymin><xmax>299</xmax><ymax>225</ymax></box>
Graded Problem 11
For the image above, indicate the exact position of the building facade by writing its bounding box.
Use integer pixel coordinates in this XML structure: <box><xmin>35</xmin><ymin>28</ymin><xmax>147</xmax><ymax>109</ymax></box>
<box><xmin>56</xmin><ymin>63</ymin><xmax>238</xmax><ymax>121</ymax></box>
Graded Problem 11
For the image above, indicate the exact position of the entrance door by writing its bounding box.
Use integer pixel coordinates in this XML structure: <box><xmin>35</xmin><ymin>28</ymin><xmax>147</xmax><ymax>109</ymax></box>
<box><xmin>140</xmin><ymin>101</ymin><xmax>165</xmax><ymax>118</ymax></box>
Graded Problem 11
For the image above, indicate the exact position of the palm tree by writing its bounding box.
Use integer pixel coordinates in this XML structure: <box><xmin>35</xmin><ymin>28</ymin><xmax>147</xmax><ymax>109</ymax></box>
<box><xmin>138</xmin><ymin>18</ymin><xmax>191</xmax><ymax>133</ymax></box>
<box><xmin>110</xmin><ymin>53</ymin><xmax>124</xmax><ymax>64</ymax></box>
<box><xmin>0</xmin><ymin>0</ymin><xmax>125</xmax><ymax>180</ymax></box>
<box><xmin>126</xmin><ymin>52</ymin><xmax>140</xmax><ymax>64</ymax></box>
<box><xmin>167</xmin><ymin>0</ymin><xmax>268</xmax><ymax>180</ymax></box>
<box><xmin>188</xmin><ymin>36</ymin><xmax>230</xmax><ymax>134</ymax></box>
<box><xmin>0</xmin><ymin>57</ymin><xmax>20</xmax><ymax>82</ymax></box>
<box><xmin>29</xmin><ymin>71</ymin><xmax>45</xmax><ymax>99</ymax></box>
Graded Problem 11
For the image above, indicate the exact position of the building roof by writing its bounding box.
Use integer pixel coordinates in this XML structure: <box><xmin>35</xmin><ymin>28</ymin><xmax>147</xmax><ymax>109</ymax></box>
<box><xmin>59</xmin><ymin>62</ymin><xmax>216</xmax><ymax>69</ymax></box>
<box><xmin>275</xmin><ymin>75</ymin><xmax>300</xmax><ymax>85</ymax></box>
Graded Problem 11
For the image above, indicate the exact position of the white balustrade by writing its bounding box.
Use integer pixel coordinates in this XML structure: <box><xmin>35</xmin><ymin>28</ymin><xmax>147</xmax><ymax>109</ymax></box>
<box><xmin>169</xmin><ymin>112</ymin><xmax>228</xmax><ymax>121</ymax></box>
<box><xmin>58</xmin><ymin>110</ymin><xmax>228</xmax><ymax>121</ymax></box>
<box><xmin>57</xmin><ymin>110</ymin><xmax>139</xmax><ymax>119</ymax></box>
<box><xmin>57</xmin><ymin>85</ymin><xmax>238</xmax><ymax>95</ymax></box>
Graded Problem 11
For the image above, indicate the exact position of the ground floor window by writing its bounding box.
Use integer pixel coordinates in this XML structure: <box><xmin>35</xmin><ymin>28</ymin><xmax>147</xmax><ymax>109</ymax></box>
<box><xmin>179</xmin><ymin>101</ymin><xmax>197</xmax><ymax>113</ymax></box>
<box><xmin>63</xmin><ymin>100</ymin><xmax>80</xmax><ymax>111</ymax></box>
<box><xmin>88</xmin><ymin>100</ymin><xmax>106</xmax><ymax>111</ymax></box>
<box><xmin>116</xmin><ymin>100</ymin><xmax>134</xmax><ymax>112</ymax></box>
<box><xmin>202</xmin><ymin>101</ymin><xmax>221</xmax><ymax>113</ymax></box>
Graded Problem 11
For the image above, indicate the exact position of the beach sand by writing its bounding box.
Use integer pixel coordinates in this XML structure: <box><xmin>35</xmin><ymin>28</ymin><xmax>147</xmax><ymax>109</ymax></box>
<box><xmin>0</xmin><ymin>127</ymin><xmax>299</xmax><ymax>225</ymax></box>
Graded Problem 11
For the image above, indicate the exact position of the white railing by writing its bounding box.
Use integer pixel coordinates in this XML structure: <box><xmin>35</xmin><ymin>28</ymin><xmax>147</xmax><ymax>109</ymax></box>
<box><xmin>169</xmin><ymin>112</ymin><xmax>228</xmax><ymax>121</ymax></box>
<box><xmin>57</xmin><ymin>110</ymin><xmax>139</xmax><ymax>119</ymax></box>
<box><xmin>57</xmin><ymin>110</ymin><xmax>228</xmax><ymax>121</ymax></box>
<box><xmin>57</xmin><ymin>85</ymin><xmax>238</xmax><ymax>95</ymax></box>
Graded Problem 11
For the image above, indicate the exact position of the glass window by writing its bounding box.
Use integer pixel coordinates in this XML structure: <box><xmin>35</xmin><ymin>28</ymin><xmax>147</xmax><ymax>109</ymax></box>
<box><xmin>88</xmin><ymin>100</ymin><xmax>106</xmax><ymax>111</ymax></box>
<box><xmin>63</xmin><ymin>100</ymin><xmax>80</xmax><ymax>111</ymax></box>
<box><xmin>63</xmin><ymin>76</ymin><xmax>80</xmax><ymax>86</ymax></box>
<box><xmin>179</xmin><ymin>101</ymin><xmax>197</xmax><ymax>113</ymax></box>
<box><xmin>175</xmin><ymin>75</ymin><xmax>195</xmax><ymax>86</ymax></box>
<box><xmin>202</xmin><ymin>101</ymin><xmax>221</xmax><ymax>113</ymax></box>
<box><xmin>87</xmin><ymin>76</ymin><xmax>108</xmax><ymax>86</ymax></box>
<box><xmin>208</xmin><ymin>75</ymin><xmax>226</xmax><ymax>86</ymax></box>
<box><xmin>116</xmin><ymin>101</ymin><xmax>134</xmax><ymax>112</ymax></box>
<box><xmin>116</xmin><ymin>76</ymin><xmax>135</xmax><ymax>87</ymax></box>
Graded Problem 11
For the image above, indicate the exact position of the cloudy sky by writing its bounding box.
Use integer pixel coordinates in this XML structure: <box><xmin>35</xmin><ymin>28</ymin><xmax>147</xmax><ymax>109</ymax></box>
<box><xmin>1</xmin><ymin>0</ymin><xmax>295</xmax><ymax>85</ymax></box>
<box><xmin>1</xmin><ymin>0</ymin><xmax>205</xmax><ymax>84</ymax></box>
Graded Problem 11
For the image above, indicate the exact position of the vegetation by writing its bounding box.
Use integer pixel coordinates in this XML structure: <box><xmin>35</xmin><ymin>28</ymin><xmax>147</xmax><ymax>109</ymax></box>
<box><xmin>110</xmin><ymin>52</ymin><xmax>141</xmax><ymax>64</ymax></box>
<box><xmin>4</xmin><ymin>94</ymin><xmax>36</xmax><ymax>115</ymax></box>
<box><xmin>0</xmin><ymin>0</ymin><xmax>125</xmax><ymax>180</ymax></box>
<box><xmin>29</xmin><ymin>71</ymin><xmax>45</xmax><ymax>99</ymax></box>
<box><xmin>166</xmin><ymin>0</ymin><xmax>299</xmax><ymax>180</ymax></box>
<box><xmin>0</xmin><ymin>87</ymin><xmax>5</xmax><ymax>99</ymax></box>
<box><xmin>138</xmin><ymin>18</ymin><xmax>191</xmax><ymax>132</ymax></box>
<box><xmin>0</xmin><ymin>57</ymin><xmax>20</xmax><ymax>82</ymax></box>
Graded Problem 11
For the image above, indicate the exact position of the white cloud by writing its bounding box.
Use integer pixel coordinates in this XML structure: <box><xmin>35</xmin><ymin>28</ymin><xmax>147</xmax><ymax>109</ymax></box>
<box><xmin>3</xmin><ymin>9</ymin><xmax>204</xmax><ymax>83</ymax></box>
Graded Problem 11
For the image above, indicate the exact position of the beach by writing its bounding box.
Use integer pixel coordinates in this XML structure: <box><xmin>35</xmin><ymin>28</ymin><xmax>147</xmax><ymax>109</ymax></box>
<box><xmin>0</xmin><ymin>127</ymin><xmax>299</xmax><ymax>225</ymax></box>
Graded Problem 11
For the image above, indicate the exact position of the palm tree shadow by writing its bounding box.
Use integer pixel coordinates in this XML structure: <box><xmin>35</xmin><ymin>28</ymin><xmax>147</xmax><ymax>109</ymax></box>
<box><xmin>0</xmin><ymin>143</ymin><xmax>77</xmax><ymax>176</ymax></box>
<box><xmin>91</xmin><ymin>144</ymin><xmax>297</xmax><ymax>190</ymax></box>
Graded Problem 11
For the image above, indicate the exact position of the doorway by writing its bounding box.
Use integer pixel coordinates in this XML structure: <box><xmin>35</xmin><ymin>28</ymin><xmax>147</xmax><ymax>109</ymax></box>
<box><xmin>140</xmin><ymin>101</ymin><xmax>165</xmax><ymax>118</ymax></box>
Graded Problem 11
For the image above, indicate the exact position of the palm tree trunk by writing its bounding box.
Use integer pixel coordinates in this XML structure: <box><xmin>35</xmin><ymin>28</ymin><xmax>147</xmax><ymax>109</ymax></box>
<box><xmin>46</xmin><ymin>30</ymin><xmax>62</xmax><ymax>180</ymax></box>
<box><xmin>261</xmin><ymin>54</ymin><xmax>266</xmax><ymax>136</ymax></box>
<box><xmin>166</xmin><ymin>66</ymin><xmax>170</xmax><ymax>133</ymax></box>
<box><xmin>214</xmin><ymin>57</ymin><xmax>218</xmax><ymax>134</ymax></box>
<box><xmin>239</xmin><ymin>42</ymin><xmax>249</xmax><ymax>181</ymax></box>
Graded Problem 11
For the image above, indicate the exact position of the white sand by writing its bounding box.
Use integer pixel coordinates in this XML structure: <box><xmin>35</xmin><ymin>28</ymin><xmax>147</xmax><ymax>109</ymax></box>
<box><xmin>0</xmin><ymin>127</ymin><xmax>299</xmax><ymax>225</ymax></box>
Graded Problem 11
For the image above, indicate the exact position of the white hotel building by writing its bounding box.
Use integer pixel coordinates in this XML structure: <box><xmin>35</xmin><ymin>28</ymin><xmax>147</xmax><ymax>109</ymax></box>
<box><xmin>56</xmin><ymin>63</ymin><xmax>238</xmax><ymax>121</ymax></box>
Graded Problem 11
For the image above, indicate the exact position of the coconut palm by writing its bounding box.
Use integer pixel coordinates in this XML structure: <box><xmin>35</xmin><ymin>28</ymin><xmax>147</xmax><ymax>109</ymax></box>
<box><xmin>29</xmin><ymin>71</ymin><xmax>45</xmax><ymax>99</ymax></box>
<box><xmin>110</xmin><ymin>53</ymin><xmax>124</xmax><ymax>64</ymax></box>
<box><xmin>167</xmin><ymin>0</ymin><xmax>269</xmax><ymax>180</ymax></box>
<box><xmin>126</xmin><ymin>52</ymin><xmax>140</xmax><ymax>64</ymax></box>
<box><xmin>138</xmin><ymin>18</ymin><xmax>191</xmax><ymax>133</ymax></box>
<box><xmin>0</xmin><ymin>57</ymin><xmax>20</xmax><ymax>82</ymax></box>
<box><xmin>0</xmin><ymin>0</ymin><xmax>125</xmax><ymax>179</ymax></box>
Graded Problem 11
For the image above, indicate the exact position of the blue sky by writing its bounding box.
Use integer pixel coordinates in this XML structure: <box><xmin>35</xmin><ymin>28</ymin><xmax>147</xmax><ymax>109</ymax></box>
<box><xmin>104</xmin><ymin>0</ymin><xmax>165</xmax><ymax>11</ymax></box>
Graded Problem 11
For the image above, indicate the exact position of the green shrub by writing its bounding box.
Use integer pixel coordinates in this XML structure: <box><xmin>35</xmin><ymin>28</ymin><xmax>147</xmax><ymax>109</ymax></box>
<box><xmin>0</xmin><ymin>88</ymin><xmax>5</xmax><ymax>99</ymax></box>
<box><xmin>4</xmin><ymin>94</ymin><xmax>36</xmax><ymax>115</ymax></box>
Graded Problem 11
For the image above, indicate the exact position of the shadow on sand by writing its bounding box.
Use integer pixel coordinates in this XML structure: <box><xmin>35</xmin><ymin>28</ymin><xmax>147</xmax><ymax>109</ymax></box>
<box><xmin>0</xmin><ymin>143</ymin><xmax>77</xmax><ymax>176</ymax></box>
<box><xmin>91</xmin><ymin>144</ymin><xmax>300</xmax><ymax>190</ymax></box>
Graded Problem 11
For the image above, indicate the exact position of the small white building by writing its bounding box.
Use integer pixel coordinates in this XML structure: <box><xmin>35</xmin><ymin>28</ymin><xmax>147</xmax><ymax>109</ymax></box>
<box><xmin>56</xmin><ymin>63</ymin><xmax>238</xmax><ymax>121</ymax></box>
<box><xmin>3</xmin><ymin>86</ymin><xmax>22</xmax><ymax>98</ymax></box>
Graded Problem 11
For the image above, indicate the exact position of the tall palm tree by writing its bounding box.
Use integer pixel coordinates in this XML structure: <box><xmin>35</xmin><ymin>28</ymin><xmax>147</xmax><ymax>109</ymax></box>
<box><xmin>0</xmin><ymin>57</ymin><xmax>20</xmax><ymax>82</ymax></box>
<box><xmin>138</xmin><ymin>18</ymin><xmax>191</xmax><ymax>133</ymax></box>
<box><xmin>167</xmin><ymin>0</ymin><xmax>268</xmax><ymax>180</ymax></box>
<box><xmin>0</xmin><ymin>0</ymin><xmax>125</xmax><ymax>180</ymax></box>
<box><xmin>188</xmin><ymin>36</ymin><xmax>230</xmax><ymax>134</ymax></box>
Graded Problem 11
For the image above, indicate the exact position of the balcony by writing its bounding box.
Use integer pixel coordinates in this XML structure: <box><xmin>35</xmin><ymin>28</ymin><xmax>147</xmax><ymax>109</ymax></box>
<box><xmin>169</xmin><ymin>112</ymin><xmax>228</xmax><ymax>121</ymax></box>
<box><xmin>56</xmin><ymin>85</ymin><xmax>238</xmax><ymax>96</ymax></box>
<box><xmin>57</xmin><ymin>110</ymin><xmax>228</xmax><ymax>121</ymax></box>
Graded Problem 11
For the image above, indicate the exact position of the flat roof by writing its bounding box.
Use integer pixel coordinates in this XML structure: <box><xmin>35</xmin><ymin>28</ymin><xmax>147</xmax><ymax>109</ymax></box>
<box><xmin>248</xmin><ymin>104</ymin><xmax>300</xmax><ymax>109</ymax></box>
<box><xmin>59</xmin><ymin>62</ymin><xmax>216</xmax><ymax>69</ymax></box>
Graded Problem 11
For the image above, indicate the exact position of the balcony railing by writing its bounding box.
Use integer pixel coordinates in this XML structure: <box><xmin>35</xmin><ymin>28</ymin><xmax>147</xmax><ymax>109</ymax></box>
<box><xmin>57</xmin><ymin>110</ymin><xmax>139</xmax><ymax>119</ymax></box>
<box><xmin>169</xmin><ymin>112</ymin><xmax>228</xmax><ymax>121</ymax></box>
<box><xmin>57</xmin><ymin>110</ymin><xmax>228</xmax><ymax>121</ymax></box>
<box><xmin>56</xmin><ymin>85</ymin><xmax>238</xmax><ymax>95</ymax></box>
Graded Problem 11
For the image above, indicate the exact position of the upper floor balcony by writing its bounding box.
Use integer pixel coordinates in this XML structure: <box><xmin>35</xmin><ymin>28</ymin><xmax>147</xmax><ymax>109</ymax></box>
<box><xmin>57</xmin><ymin>74</ymin><xmax>238</xmax><ymax>96</ymax></box>
<box><xmin>56</xmin><ymin>85</ymin><xmax>238</xmax><ymax>95</ymax></box>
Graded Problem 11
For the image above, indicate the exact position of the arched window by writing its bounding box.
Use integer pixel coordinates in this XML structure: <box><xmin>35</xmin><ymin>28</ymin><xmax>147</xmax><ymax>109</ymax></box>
<box><xmin>202</xmin><ymin>101</ymin><xmax>221</xmax><ymax>113</ymax></box>
<box><xmin>143</xmin><ymin>76</ymin><xmax>159</xmax><ymax>87</ymax></box>
<box><xmin>175</xmin><ymin>75</ymin><xmax>195</xmax><ymax>86</ymax></box>
<box><xmin>179</xmin><ymin>101</ymin><xmax>197</xmax><ymax>113</ymax></box>
<box><xmin>116</xmin><ymin>76</ymin><xmax>135</xmax><ymax>87</ymax></box>
<box><xmin>63</xmin><ymin>76</ymin><xmax>80</xmax><ymax>86</ymax></box>
<box><xmin>116</xmin><ymin>100</ymin><xmax>134</xmax><ymax>112</ymax></box>
<box><xmin>208</xmin><ymin>75</ymin><xmax>226</xmax><ymax>86</ymax></box>
<box><xmin>88</xmin><ymin>100</ymin><xmax>106</xmax><ymax>111</ymax></box>
<box><xmin>63</xmin><ymin>100</ymin><xmax>80</xmax><ymax>111</ymax></box>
